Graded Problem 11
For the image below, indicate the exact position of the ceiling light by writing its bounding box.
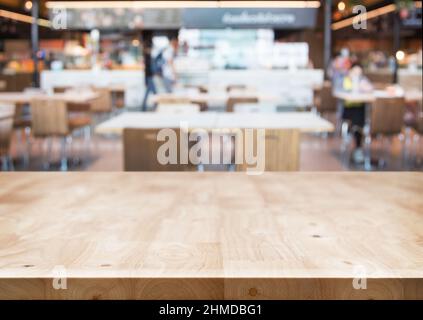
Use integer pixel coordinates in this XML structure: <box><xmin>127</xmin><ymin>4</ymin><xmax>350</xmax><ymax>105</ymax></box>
<box><xmin>396</xmin><ymin>50</ymin><xmax>405</xmax><ymax>61</ymax></box>
<box><xmin>24</xmin><ymin>1</ymin><xmax>33</xmax><ymax>11</ymax></box>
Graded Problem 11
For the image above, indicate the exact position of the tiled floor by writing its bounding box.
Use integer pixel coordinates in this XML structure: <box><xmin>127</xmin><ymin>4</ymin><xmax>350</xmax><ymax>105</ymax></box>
<box><xmin>6</xmin><ymin>129</ymin><xmax>423</xmax><ymax>172</ymax></box>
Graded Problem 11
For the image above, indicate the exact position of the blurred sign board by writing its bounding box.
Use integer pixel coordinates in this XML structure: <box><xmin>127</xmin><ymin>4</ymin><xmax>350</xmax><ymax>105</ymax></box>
<box><xmin>49</xmin><ymin>8</ymin><xmax>317</xmax><ymax>30</ymax></box>
<box><xmin>182</xmin><ymin>8</ymin><xmax>318</xmax><ymax>29</ymax></box>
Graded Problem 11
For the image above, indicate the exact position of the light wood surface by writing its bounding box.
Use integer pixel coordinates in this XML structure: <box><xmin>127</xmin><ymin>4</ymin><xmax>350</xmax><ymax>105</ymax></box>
<box><xmin>123</xmin><ymin>128</ymin><xmax>191</xmax><ymax>171</ymax></box>
<box><xmin>0</xmin><ymin>91</ymin><xmax>99</xmax><ymax>104</ymax></box>
<box><xmin>0</xmin><ymin>172</ymin><xmax>422</xmax><ymax>299</ymax></box>
<box><xmin>31</xmin><ymin>98</ymin><xmax>69</xmax><ymax>137</ymax></box>
<box><xmin>96</xmin><ymin>112</ymin><xmax>220</xmax><ymax>135</ymax></box>
<box><xmin>95</xmin><ymin>112</ymin><xmax>334</xmax><ymax>135</ymax></box>
<box><xmin>90</xmin><ymin>88</ymin><xmax>113</xmax><ymax>113</ymax></box>
<box><xmin>235</xmin><ymin>129</ymin><xmax>300</xmax><ymax>172</ymax></box>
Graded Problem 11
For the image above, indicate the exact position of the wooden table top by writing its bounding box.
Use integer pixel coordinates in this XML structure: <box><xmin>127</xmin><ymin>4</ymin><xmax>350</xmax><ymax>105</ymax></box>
<box><xmin>0</xmin><ymin>91</ymin><xmax>99</xmax><ymax>104</ymax></box>
<box><xmin>95</xmin><ymin>112</ymin><xmax>334</xmax><ymax>135</ymax></box>
<box><xmin>0</xmin><ymin>172</ymin><xmax>422</xmax><ymax>299</ymax></box>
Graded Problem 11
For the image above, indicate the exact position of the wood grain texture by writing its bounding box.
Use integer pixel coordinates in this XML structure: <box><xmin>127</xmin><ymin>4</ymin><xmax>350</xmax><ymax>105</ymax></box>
<box><xmin>236</xmin><ymin>129</ymin><xmax>300</xmax><ymax>171</ymax></box>
<box><xmin>31</xmin><ymin>98</ymin><xmax>69</xmax><ymax>137</ymax></box>
<box><xmin>0</xmin><ymin>91</ymin><xmax>99</xmax><ymax>104</ymax></box>
<box><xmin>123</xmin><ymin>128</ymin><xmax>193</xmax><ymax>171</ymax></box>
<box><xmin>0</xmin><ymin>172</ymin><xmax>422</xmax><ymax>300</ymax></box>
<box><xmin>90</xmin><ymin>88</ymin><xmax>113</xmax><ymax>113</ymax></box>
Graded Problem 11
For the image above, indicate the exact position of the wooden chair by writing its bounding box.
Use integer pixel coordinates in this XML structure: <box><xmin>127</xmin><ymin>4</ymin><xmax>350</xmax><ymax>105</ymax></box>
<box><xmin>31</xmin><ymin>98</ymin><xmax>91</xmax><ymax>171</ymax></box>
<box><xmin>0</xmin><ymin>103</ymin><xmax>15</xmax><ymax>170</ymax></box>
<box><xmin>412</xmin><ymin>102</ymin><xmax>423</xmax><ymax>167</ymax></box>
<box><xmin>90</xmin><ymin>87</ymin><xmax>113</xmax><ymax>114</ymax></box>
<box><xmin>364</xmin><ymin>97</ymin><xmax>405</xmax><ymax>169</ymax></box>
<box><xmin>112</xmin><ymin>89</ymin><xmax>125</xmax><ymax>110</ymax></box>
<box><xmin>12</xmin><ymin>102</ymin><xmax>32</xmax><ymax>167</ymax></box>
<box><xmin>0</xmin><ymin>80</ymin><xmax>6</xmax><ymax>91</ymax></box>
<box><xmin>313</xmin><ymin>81</ymin><xmax>337</xmax><ymax>121</ymax></box>
<box><xmin>226</xmin><ymin>97</ymin><xmax>258</xmax><ymax>113</ymax></box>
<box><xmin>236</xmin><ymin>129</ymin><xmax>300</xmax><ymax>172</ymax></box>
<box><xmin>364</xmin><ymin>72</ymin><xmax>394</xmax><ymax>86</ymax></box>
<box><xmin>371</xmin><ymin>82</ymin><xmax>388</xmax><ymax>90</ymax></box>
<box><xmin>124</xmin><ymin>128</ymin><xmax>194</xmax><ymax>171</ymax></box>
<box><xmin>53</xmin><ymin>86</ymin><xmax>71</xmax><ymax>93</ymax></box>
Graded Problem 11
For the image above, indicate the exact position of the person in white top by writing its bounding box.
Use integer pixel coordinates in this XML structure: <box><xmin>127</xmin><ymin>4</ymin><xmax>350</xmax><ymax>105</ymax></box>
<box><xmin>161</xmin><ymin>37</ymin><xmax>178</xmax><ymax>93</ymax></box>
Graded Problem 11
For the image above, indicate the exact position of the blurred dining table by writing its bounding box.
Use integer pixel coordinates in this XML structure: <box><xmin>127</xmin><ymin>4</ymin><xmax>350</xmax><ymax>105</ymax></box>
<box><xmin>333</xmin><ymin>89</ymin><xmax>422</xmax><ymax>103</ymax></box>
<box><xmin>0</xmin><ymin>90</ymin><xmax>100</xmax><ymax>104</ymax></box>
<box><xmin>95</xmin><ymin>112</ymin><xmax>334</xmax><ymax>135</ymax></box>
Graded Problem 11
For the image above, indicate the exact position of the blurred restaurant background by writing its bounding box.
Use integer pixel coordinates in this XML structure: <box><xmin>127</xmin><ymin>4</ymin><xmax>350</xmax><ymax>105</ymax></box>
<box><xmin>0</xmin><ymin>0</ymin><xmax>422</xmax><ymax>172</ymax></box>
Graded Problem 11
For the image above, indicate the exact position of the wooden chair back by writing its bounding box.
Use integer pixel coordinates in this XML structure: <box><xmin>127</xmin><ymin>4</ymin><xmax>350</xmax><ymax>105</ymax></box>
<box><xmin>53</xmin><ymin>86</ymin><xmax>70</xmax><ymax>93</ymax></box>
<box><xmin>114</xmin><ymin>91</ymin><xmax>125</xmax><ymax>109</ymax></box>
<box><xmin>315</xmin><ymin>82</ymin><xmax>337</xmax><ymax>113</ymax></box>
<box><xmin>414</xmin><ymin>101</ymin><xmax>423</xmax><ymax>134</ymax></box>
<box><xmin>13</xmin><ymin>103</ymin><xmax>28</xmax><ymax>126</ymax></box>
<box><xmin>370</xmin><ymin>97</ymin><xmax>405</xmax><ymax>136</ymax></box>
<box><xmin>0</xmin><ymin>103</ymin><xmax>15</xmax><ymax>156</ymax></box>
<box><xmin>365</xmin><ymin>72</ymin><xmax>394</xmax><ymax>85</ymax></box>
<box><xmin>0</xmin><ymin>80</ymin><xmax>6</xmax><ymax>91</ymax></box>
<box><xmin>124</xmin><ymin>128</ymin><xmax>191</xmax><ymax>171</ymax></box>
<box><xmin>236</xmin><ymin>129</ymin><xmax>300</xmax><ymax>172</ymax></box>
<box><xmin>371</xmin><ymin>82</ymin><xmax>388</xmax><ymax>90</ymax></box>
<box><xmin>226</xmin><ymin>97</ymin><xmax>259</xmax><ymax>113</ymax></box>
<box><xmin>90</xmin><ymin>88</ymin><xmax>113</xmax><ymax>113</ymax></box>
<box><xmin>31</xmin><ymin>98</ymin><xmax>69</xmax><ymax>137</ymax></box>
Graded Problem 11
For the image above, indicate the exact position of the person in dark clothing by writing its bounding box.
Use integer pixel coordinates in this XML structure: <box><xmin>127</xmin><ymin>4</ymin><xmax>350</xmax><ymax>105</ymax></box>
<box><xmin>141</xmin><ymin>32</ymin><xmax>157</xmax><ymax>112</ymax></box>
<box><xmin>342</xmin><ymin>105</ymin><xmax>365</xmax><ymax>148</ymax></box>
<box><xmin>341</xmin><ymin>62</ymin><xmax>373</xmax><ymax>163</ymax></box>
